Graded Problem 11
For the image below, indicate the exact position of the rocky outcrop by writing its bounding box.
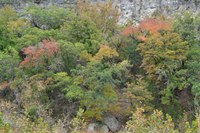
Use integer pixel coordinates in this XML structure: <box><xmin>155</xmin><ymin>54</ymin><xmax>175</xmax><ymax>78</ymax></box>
<box><xmin>86</xmin><ymin>115</ymin><xmax>121</xmax><ymax>132</ymax></box>
<box><xmin>103</xmin><ymin>115</ymin><xmax>121</xmax><ymax>132</ymax></box>
<box><xmin>0</xmin><ymin>0</ymin><xmax>199</xmax><ymax>23</ymax></box>
<box><xmin>118</xmin><ymin>0</ymin><xmax>200</xmax><ymax>23</ymax></box>
<box><xmin>0</xmin><ymin>0</ymin><xmax>75</xmax><ymax>10</ymax></box>
<box><xmin>87</xmin><ymin>123</ymin><xmax>96</xmax><ymax>133</ymax></box>
<box><xmin>87</xmin><ymin>123</ymin><xmax>109</xmax><ymax>133</ymax></box>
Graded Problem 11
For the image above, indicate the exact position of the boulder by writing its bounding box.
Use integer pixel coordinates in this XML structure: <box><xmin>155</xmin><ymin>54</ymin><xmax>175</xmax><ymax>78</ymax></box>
<box><xmin>99</xmin><ymin>125</ymin><xmax>109</xmax><ymax>133</ymax></box>
<box><xmin>87</xmin><ymin>123</ymin><xmax>109</xmax><ymax>133</ymax></box>
<box><xmin>103</xmin><ymin>116</ymin><xmax>121</xmax><ymax>132</ymax></box>
<box><xmin>87</xmin><ymin>123</ymin><xmax>96</xmax><ymax>133</ymax></box>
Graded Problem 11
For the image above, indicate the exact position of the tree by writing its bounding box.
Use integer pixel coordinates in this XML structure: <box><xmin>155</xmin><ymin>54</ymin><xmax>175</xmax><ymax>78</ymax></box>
<box><xmin>76</xmin><ymin>0</ymin><xmax>120</xmax><ymax>38</ymax></box>
<box><xmin>120</xmin><ymin>18</ymin><xmax>171</xmax><ymax>41</ymax></box>
<box><xmin>120</xmin><ymin>25</ymin><xmax>135</xmax><ymax>37</ymax></box>
<box><xmin>136</xmin><ymin>20</ymin><xmax>189</xmax><ymax>118</ymax></box>
<box><xmin>116</xmin><ymin>31</ymin><xmax>142</xmax><ymax>69</ymax></box>
<box><xmin>173</xmin><ymin>12</ymin><xmax>198</xmax><ymax>45</ymax></box>
<box><xmin>137</xmin><ymin>18</ymin><xmax>171</xmax><ymax>37</ymax></box>
<box><xmin>52</xmin><ymin>72</ymin><xmax>84</xmax><ymax>101</ymax></box>
<box><xmin>123</xmin><ymin>75</ymin><xmax>153</xmax><ymax>112</ymax></box>
<box><xmin>0</xmin><ymin>47</ymin><xmax>19</xmax><ymax>82</ymax></box>
<box><xmin>58</xmin><ymin>41</ymin><xmax>84</xmax><ymax>74</ymax></box>
<box><xmin>119</xmin><ymin>18</ymin><xmax>171</xmax><ymax>69</ymax></box>
<box><xmin>20</xmin><ymin>39</ymin><xmax>59</xmax><ymax>69</ymax></box>
<box><xmin>137</xmin><ymin>32</ymin><xmax>188</xmax><ymax>81</ymax></box>
<box><xmin>72</xmin><ymin>61</ymin><xmax>126</xmax><ymax>120</ymax></box>
<box><xmin>0</xmin><ymin>6</ymin><xmax>19</xmax><ymax>50</ymax></box>
<box><xmin>15</xmin><ymin>26</ymin><xmax>59</xmax><ymax>50</ymax></box>
<box><xmin>125</xmin><ymin>108</ymin><xmax>177</xmax><ymax>133</ymax></box>
<box><xmin>24</xmin><ymin>5</ymin><xmax>71</xmax><ymax>29</ymax></box>
<box><xmin>60</xmin><ymin>17</ymin><xmax>103</xmax><ymax>54</ymax></box>
<box><xmin>92</xmin><ymin>45</ymin><xmax>119</xmax><ymax>61</ymax></box>
<box><xmin>68</xmin><ymin>46</ymin><xmax>130</xmax><ymax>120</ymax></box>
<box><xmin>173</xmin><ymin>12</ymin><xmax>200</xmax><ymax>105</ymax></box>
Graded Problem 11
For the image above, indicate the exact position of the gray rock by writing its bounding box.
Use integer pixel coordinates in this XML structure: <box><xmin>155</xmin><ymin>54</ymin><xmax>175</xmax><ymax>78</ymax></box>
<box><xmin>99</xmin><ymin>125</ymin><xmax>109</xmax><ymax>133</ymax></box>
<box><xmin>87</xmin><ymin>123</ymin><xmax>109</xmax><ymax>133</ymax></box>
<box><xmin>0</xmin><ymin>0</ymin><xmax>199</xmax><ymax>24</ymax></box>
<box><xmin>87</xmin><ymin>123</ymin><xmax>96</xmax><ymax>133</ymax></box>
<box><xmin>103</xmin><ymin>116</ymin><xmax>121</xmax><ymax>132</ymax></box>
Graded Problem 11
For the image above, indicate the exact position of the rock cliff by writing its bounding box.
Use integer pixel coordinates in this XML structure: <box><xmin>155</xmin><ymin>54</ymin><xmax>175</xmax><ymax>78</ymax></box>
<box><xmin>118</xmin><ymin>0</ymin><xmax>200</xmax><ymax>23</ymax></box>
<box><xmin>0</xmin><ymin>0</ymin><xmax>199</xmax><ymax>23</ymax></box>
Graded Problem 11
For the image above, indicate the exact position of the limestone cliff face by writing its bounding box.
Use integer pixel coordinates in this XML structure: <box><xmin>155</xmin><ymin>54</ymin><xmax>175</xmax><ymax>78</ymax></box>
<box><xmin>118</xmin><ymin>0</ymin><xmax>200</xmax><ymax>23</ymax></box>
<box><xmin>0</xmin><ymin>0</ymin><xmax>199</xmax><ymax>23</ymax></box>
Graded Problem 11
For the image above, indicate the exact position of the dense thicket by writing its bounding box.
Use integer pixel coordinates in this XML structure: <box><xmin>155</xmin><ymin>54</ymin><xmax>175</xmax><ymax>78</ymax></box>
<box><xmin>0</xmin><ymin>1</ymin><xmax>200</xmax><ymax>132</ymax></box>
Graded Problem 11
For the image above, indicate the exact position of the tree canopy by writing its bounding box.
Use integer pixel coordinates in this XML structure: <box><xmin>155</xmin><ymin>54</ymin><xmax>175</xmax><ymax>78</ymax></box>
<box><xmin>0</xmin><ymin>3</ymin><xmax>200</xmax><ymax>133</ymax></box>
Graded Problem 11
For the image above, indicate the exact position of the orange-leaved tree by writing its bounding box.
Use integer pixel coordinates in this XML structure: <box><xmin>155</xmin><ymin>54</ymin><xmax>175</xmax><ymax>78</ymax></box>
<box><xmin>121</xmin><ymin>18</ymin><xmax>171</xmax><ymax>41</ymax></box>
<box><xmin>136</xmin><ymin>18</ymin><xmax>189</xmax><ymax>107</ymax></box>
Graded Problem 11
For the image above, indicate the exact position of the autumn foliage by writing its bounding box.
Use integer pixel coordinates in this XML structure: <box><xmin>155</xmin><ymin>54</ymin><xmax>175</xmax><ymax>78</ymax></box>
<box><xmin>138</xmin><ymin>18</ymin><xmax>171</xmax><ymax>35</ymax></box>
<box><xmin>120</xmin><ymin>25</ymin><xmax>135</xmax><ymax>36</ymax></box>
<box><xmin>93</xmin><ymin>45</ymin><xmax>119</xmax><ymax>61</ymax></box>
<box><xmin>76</xmin><ymin>0</ymin><xmax>119</xmax><ymax>35</ymax></box>
<box><xmin>121</xmin><ymin>18</ymin><xmax>171</xmax><ymax>41</ymax></box>
<box><xmin>20</xmin><ymin>39</ymin><xmax>59</xmax><ymax>67</ymax></box>
<box><xmin>1</xmin><ymin>3</ymin><xmax>200</xmax><ymax>133</ymax></box>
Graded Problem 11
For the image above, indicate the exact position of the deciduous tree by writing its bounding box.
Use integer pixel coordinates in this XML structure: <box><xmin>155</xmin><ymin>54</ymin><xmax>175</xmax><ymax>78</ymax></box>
<box><xmin>76</xmin><ymin>0</ymin><xmax>120</xmax><ymax>38</ymax></box>
<box><xmin>20</xmin><ymin>39</ymin><xmax>59</xmax><ymax>68</ymax></box>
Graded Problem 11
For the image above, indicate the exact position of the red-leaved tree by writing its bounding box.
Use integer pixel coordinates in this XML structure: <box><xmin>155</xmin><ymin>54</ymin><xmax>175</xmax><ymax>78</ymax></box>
<box><xmin>20</xmin><ymin>39</ymin><xmax>59</xmax><ymax>67</ymax></box>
